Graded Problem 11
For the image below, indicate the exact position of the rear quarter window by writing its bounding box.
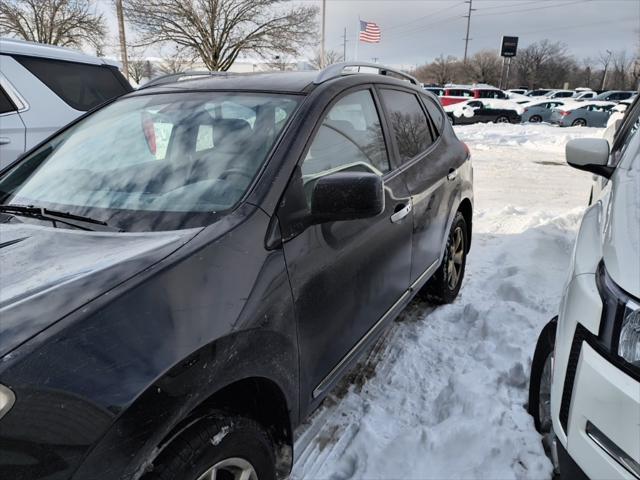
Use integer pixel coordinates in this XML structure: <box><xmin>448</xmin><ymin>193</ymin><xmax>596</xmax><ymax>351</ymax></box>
<box><xmin>13</xmin><ymin>55</ymin><xmax>131</xmax><ymax>111</ymax></box>
<box><xmin>422</xmin><ymin>96</ymin><xmax>444</xmax><ymax>134</ymax></box>
<box><xmin>0</xmin><ymin>87</ymin><xmax>16</xmax><ymax>114</ymax></box>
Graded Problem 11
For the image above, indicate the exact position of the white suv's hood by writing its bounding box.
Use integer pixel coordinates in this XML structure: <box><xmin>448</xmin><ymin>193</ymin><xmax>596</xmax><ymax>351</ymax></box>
<box><xmin>603</xmin><ymin>165</ymin><xmax>640</xmax><ymax>298</ymax></box>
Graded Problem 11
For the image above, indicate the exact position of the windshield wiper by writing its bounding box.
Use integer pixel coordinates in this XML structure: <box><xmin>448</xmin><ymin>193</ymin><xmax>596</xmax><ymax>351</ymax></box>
<box><xmin>0</xmin><ymin>204</ymin><xmax>120</xmax><ymax>232</ymax></box>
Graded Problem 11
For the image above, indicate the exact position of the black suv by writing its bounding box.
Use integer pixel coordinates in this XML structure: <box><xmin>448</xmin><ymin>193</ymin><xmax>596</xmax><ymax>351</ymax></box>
<box><xmin>0</xmin><ymin>63</ymin><xmax>473</xmax><ymax>480</ymax></box>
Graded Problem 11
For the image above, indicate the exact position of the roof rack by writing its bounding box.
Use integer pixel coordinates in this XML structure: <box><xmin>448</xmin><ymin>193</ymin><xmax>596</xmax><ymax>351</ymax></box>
<box><xmin>314</xmin><ymin>62</ymin><xmax>420</xmax><ymax>86</ymax></box>
<box><xmin>138</xmin><ymin>71</ymin><xmax>232</xmax><ymax>90</ymax></box>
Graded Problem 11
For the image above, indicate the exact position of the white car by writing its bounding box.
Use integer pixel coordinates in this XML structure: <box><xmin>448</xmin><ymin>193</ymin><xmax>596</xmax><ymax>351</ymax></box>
<box><xmin>528</xmin><ymin>96</ymin><xmax>640</xmax><ymax>480</ymax></box>
<box><xmin>574</xmin><ymin>90</ymin><xmax>597</xmax><ymax>101</ymax></box>
<box><xmin>0</xmin><ymin>38</ymin><xmax>132</xmax><ymax>169</ymax></box>
<box><xmin>545</xmin><ymin>89</ymin><xmax>576</xmax><ymax>99</ymax></box>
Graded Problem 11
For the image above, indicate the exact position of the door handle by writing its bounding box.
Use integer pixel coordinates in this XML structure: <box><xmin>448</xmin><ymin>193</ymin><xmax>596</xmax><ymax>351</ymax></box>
<box><xmin>390</xmin><ymin>202</ymin><xmax>412</xmax><ymax>223</ymax></box>
<box><xmin>447</xmin><ymin>168</ymin><xmax>458</xmax><ymax>181</ymax></box>
<box><xmin>0</xmin><ymin>138</ymin><xmax>10</xmax><ymax>146</ymax></box>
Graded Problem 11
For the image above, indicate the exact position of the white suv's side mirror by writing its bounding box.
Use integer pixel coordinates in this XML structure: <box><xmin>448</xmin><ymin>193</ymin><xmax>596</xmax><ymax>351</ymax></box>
<box><xmin>566</xmin><ymin>138</ymin><xmax>614</xmax><ymax>178</ymax></box>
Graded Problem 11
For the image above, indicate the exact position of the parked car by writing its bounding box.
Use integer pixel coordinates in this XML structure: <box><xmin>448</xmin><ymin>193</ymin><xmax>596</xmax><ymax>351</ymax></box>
<box><xmin>528</xmin><ymin>95</ymin><xmax>640</xmax><ymax>480</ymax></box>
<box><xmin>445</xmin><ymin>99</ymin><xmax>522</xmax><ymax>125</ymax></box>
<box><xmin>424</xmin><ymin>86</ymin><xmax>444</xmax><ymax>96</ymax></box>
<box><xmin>595</xmin><ymin>90</ymin><xmax>636</xmax><ymax>102</ymax></box>
<box><xmin>544</xmin><ymin>90</ymin><xmax>575</xmax><ymax>99</ymax></box>
<box><xmin>550</xmin><ymin>101</ymin><xmax>616</xmax><ymax>127</ymax></box>
<box><xmin>0</xmin><ymin>63</ymin><xmax>473</xmax><ymax>480</ymax></box>
<box><xmin>521</xmin><ymin>100</ymin><xmax>568</xmax><ymax>123</ymax></box>
<box><xmin>439</xmin><ymin>84</ymin><xmax>508</xmax><ymax>106</ymax></box>
<box><xmin>573</xmin><ymin>89</ymin><xmax>597</xmax><ymax>100</ymax></box>
<box><xmin>506</xmin><ymin>88</ymin><xmax>527</xmax><ymax>95</ymax></box>
<box><xmin>0</xmin><ymin>38</ymin><xmax>132</xmax><ymax>169</ymax></box>
<box><xmin>526</xmin><ymin>89</ymin><xmax>553</xmax><ymax>97</ymax></box>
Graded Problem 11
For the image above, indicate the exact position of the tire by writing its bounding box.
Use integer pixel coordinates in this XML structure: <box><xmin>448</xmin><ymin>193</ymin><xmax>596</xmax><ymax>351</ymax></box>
<box><xmin>145</xmin><ymin>413</ymin><xmax>276</xmax><ymax>480</ymax></box>
<box><xmin>418</xmin><ymin>211</ymin><xmax>468</xmax><ymax>304</ymax></box>
<box><xmin>528</xmin><ymin>318</ymin><xmax>557</xmax><ymax>433</ymax></box>
<box><xmin>571</xmin><ymin>118</ymin><xmax>587</xmax><ymax>127</ymax></box>
<box><xmin>529</xmin><ymin>115</ymin><xmax>542</xmax><ymax>123</ymax></box>
<box><xmin>447</xmin><ymin>114</ymin><xmax>455</xmax><ymax>125</ymax></box>
<box><xmin>495</xmin><ymin>115</ymin><xmax>510</xmax><ymax>124</ymax></box>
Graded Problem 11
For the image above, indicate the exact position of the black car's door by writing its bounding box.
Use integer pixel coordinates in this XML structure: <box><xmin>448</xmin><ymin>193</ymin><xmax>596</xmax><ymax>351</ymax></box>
<box><xmin>278</xmin><ymin>87</ymin><xmax>413</xmax><ymax>405</ymax></box>
<box><xmin>378</xmin><ymin>87</ymin><xmax>461</xmax><ymax>285</ymax></box>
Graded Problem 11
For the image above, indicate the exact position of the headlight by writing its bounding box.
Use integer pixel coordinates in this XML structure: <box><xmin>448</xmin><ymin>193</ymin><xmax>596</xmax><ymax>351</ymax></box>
<box><xmin>0</xmin><ymin>384</ymin><xmax>15</xmax><ymax>420</ymax></box>
<box><xmin>619</xmin><ymin>304</ymin><xmax>640</xmax><ymax>367</ymax></box>
<box><xmin>596</xmin><ymin>261</ymin><xmax>640</xmax><ymax>373</ymax></box>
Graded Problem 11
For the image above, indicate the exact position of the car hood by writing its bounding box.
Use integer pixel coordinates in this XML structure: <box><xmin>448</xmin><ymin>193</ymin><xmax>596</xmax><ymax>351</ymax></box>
<box><xmin>603</xmin><ymin>166</ymin><xmax>640</xmax><ymax>298</ymax></box>
<box><xmin>0</xmin><ymin>223</ymin><xmax>199</xmax><ymax>357</ymax></box>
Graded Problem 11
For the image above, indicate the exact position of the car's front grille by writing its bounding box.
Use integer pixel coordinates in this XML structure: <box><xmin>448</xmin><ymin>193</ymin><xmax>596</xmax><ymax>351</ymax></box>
<box><xmin>559</xmin><ymin>325</ymin><xmax>589</xmax><ymax>433</ymax></box>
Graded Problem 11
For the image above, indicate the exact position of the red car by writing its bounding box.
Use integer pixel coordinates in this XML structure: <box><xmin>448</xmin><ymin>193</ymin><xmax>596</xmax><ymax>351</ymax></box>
<box><xmin>440</xmin><ymin>86</ymin><xmax>508</xmax><ymax>106</ymax></box>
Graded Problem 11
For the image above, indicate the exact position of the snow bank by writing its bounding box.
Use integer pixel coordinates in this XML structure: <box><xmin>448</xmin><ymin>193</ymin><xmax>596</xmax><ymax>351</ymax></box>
<box><xmin>455</xmin><ymin>123</ymin><xmax>605</xmax><ymax>153</ymax></box>
<box><xmin>292</xmin><ymin>124</ymin><xmax>598</xmax><ymax>480</ymax></box>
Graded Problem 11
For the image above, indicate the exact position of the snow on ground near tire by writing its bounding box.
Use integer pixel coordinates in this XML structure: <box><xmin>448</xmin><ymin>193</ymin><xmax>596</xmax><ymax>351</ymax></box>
<box><xmin>291</xmin><ymin>123</ymin><xmax>601</xmax><ymax>480</ymax></box>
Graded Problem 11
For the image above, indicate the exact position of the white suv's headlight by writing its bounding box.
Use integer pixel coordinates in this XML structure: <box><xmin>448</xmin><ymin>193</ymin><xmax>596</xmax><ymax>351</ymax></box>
<box><xmin>597</xmin><ymin>262</ymin><xmax>640</xmax><ymax>373</ymax></box>
<box><xmin>0</xmin><ymin>384</ymin><xmax>15</xmax><ymax>420</ymax></box>
<box><xmin>619</xmin><ymin>304</ymin><xmax>640</xmax><ymax>367</ymax></box>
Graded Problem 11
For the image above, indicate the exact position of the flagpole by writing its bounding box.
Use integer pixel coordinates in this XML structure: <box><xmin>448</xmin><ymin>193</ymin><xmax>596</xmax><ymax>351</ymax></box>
<box><xmin>355</xmin><ymin>16</ymin><xmax>360</xmax><ymax>61</ymax></box>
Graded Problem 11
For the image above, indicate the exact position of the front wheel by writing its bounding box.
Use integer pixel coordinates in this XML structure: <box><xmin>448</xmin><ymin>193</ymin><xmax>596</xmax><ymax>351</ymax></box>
<box><xmin>495</xmin><ymin>115</ymin><xmax>510</xmax><ymax>123</ymax></box>
<box><xmin>528</xmin><ymin>318</ymin><xmax>557</xmax><ymax>433</ymax></box>
<box><xmin>144</xmin><ymin>413</ymin><xmax>276</xmax><ymax>480</ymax></box>
<box><xmin>418</xmin><ymin>212</ymin><xmax>468</xmax><ymax>304</ymax></box>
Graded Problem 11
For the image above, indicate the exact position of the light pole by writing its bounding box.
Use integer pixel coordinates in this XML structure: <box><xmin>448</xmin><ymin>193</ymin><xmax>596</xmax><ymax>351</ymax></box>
<box><xmin>115</xmin><ymin>0</ymin><xmax>129</xmax><ymax>80</ymax></box>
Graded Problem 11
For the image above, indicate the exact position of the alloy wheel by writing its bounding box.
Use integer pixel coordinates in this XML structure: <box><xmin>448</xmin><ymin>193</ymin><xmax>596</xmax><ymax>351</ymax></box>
<box><xmin>496</xmin><ymin>116</ymin><xmax>510</xmax><ymax>123</ymax></box>
<box><xmin>196</xmin><ymin>458</ymin><xmax>258</xmax><ymax>480</ymax></box>
<box><xmin>447</xmin><ymin>226</ymin><xmax>465</xmax><ymax>289</ymax></box>
<box><xmin>572</xmin><ymin>118</ymin><xmax>587</xmax><ymax>127</ymax></box>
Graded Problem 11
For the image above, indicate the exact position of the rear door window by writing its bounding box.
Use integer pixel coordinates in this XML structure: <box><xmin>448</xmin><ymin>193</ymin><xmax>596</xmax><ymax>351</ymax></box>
<box><xmin>380</xmin><ymin>89</ymin><xmax>434</xmax><ymax>163</ymax></box>
<box><xmin>13</xmin><ymin>55</ymin><xmax>131</xmax><ymax>111</ymax></box>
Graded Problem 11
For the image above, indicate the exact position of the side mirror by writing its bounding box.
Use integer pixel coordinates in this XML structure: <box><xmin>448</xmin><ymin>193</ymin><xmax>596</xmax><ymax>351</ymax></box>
<box><xmin>566</xmin><ymin>138</ymin><xmax>614</xmax><ymax>178</ymax></box>
<box><xmin>311</xmin><ymin>171</ymin><xmax>384</xmax><ymax>224</ymax></box>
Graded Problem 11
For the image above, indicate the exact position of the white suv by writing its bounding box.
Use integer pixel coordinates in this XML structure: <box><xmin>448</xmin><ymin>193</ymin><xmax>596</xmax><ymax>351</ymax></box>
<box><xmin>528</xmin><ymin>95</ymin><xmax>640</xmax><ymax>479</ymax></box>
<box><xmin>0</xmin><ymin>38</ymin><xmax>131</xmax><ymax>168</ymax></box>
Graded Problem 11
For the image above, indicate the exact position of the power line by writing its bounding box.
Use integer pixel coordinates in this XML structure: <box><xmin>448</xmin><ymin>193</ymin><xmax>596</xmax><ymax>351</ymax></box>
<box><xmin>383</xmin><ymin>1</ymin><xmax>466</xmax><ymax>31</ymax></box>
<box><xmin>474</xmin><ymin>0</ymin><xmax>589</xmax><ymax>17</ymax></box>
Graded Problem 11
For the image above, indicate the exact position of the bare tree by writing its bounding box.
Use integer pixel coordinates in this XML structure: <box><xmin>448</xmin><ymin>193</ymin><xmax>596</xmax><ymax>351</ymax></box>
<box><xmin>0</xmin><ymin>0</ymin><xmax>106</xmax><ymax>49</ymax></box>
<box><xmin>309</xmin><ymin>49</ymin><xmax>344</xmax><ymax>69</ymax></box>
<box><xmin>598</xmin><ymin>50</ymin><xmax>613</xmax><ymax>90</ymax></box>
<box><xmin>156</xmin><ymin>48</ymin><xmax>196</xmax><ymax>75</ymax></box>
<box><xmin>469</xmin><ymin>50</ymin><xmax>502</xmax><ymax>85</ymax></box>
<box><xmin>513</xmin><ymin>40</ymin><xmax>572</xmax><ymax>88</ymax></box>
<box><xmin>414</xmin><ymin>55</ymin><xmax>460</xmax><ymax>85</ymax></box>
<box><xmin>123</xmin><ymin>0</ymin><xmax>318</xmax><ymax>71</ymax></box>
<box><xmin>128</xmin><ymin>59</ymin><xmax>155</xmax><ymax>84</ymax></box>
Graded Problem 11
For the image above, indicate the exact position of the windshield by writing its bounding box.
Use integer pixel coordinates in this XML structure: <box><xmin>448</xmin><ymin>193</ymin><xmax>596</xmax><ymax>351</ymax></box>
<box><xmin>0</xmin><ymin>92</ymin><xmax>300</xmax><ymax>231</ymax></box>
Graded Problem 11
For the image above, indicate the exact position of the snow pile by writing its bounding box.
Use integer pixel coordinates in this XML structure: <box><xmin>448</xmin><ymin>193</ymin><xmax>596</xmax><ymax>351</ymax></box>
<box><xmin>457</xmin><ymin>122</ymin><xmax>605</xmax><ymax>153</ymax></box>
<box><xmin>292</xmin><ymin>124</ymin><xmax>597</xmax><ymax>480</ymax></box>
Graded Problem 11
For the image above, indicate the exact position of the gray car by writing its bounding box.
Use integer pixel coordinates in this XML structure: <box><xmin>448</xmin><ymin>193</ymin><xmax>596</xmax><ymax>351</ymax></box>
<box><xmin>595</xmin><ymin>90</ymin><xmax>635</xmax><ymax>102</ymax></box>
<box><xmin>0</xmin><ymin>38</ymin><xmax>131</xmax><ymax>168</ymax></box>
<box><xmin>521</xmin><ymin>101</ymin><xmax>566</xmax><ymax>123</ymax></box>
<box><xmin>550</xmin><ymin>102</ymin><xmax>615</xmax><ymax>127</ymax></box>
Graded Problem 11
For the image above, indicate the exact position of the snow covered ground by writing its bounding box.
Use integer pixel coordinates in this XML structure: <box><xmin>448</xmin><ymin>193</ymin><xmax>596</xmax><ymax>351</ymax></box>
<box><xmin>291</xmin><ymin>123</ymin><xmax>603</xmax><ymax>480</ymax></box>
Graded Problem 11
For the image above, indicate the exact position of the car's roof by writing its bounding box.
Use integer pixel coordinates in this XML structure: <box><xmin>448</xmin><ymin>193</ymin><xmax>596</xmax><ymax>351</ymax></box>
<box><xmin>133</xmin><ymin>70</ymin><xmax>424</xmax><ymax>96</ymax></box>
<box><xmin>0</xmin><ymin>37</ymin><xmax>120</xmax><ymax>67</ymax></box>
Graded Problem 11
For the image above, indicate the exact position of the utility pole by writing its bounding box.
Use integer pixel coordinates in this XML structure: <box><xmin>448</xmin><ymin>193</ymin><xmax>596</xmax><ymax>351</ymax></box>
<box><xmin>115</xmin><ymin>0</ymin><xmax>129</xmax><ymax>80</ymax></box>
<box><xmin>320</xmin><ymin>0</ymin><xmax>326</xmax><ymax>68</ymax></box>
<box><xmin>463</xmin><ymin>0</ymin><xmax>475</xmax><ymax>64</ymax></box>
<box><xmin>600</xmin><ymin>49</ymin><xmax>612</xmax><ymax>90</ymax></box>
<box><xmin>342</xmin><ymin>27</ymin><xmax>348</xmax><ymax>61</ymax></box>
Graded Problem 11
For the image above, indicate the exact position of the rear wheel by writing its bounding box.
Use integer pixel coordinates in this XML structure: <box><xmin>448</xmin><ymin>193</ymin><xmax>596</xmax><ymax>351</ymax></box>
<box><xmin>145</xmin><ymin>413</ymin><xmax>276</xmax><ymax>480</ymax></box>
<box><xmin>419</xmin><ymin>212</ymin><xmax>467</xmax><ymax>304</ymax></box>
<box><xmin>572</xmin><ymin>118</ymin><xmax>587</xmax><ymax>127</ymax></box>
<box><xmin>529</xmin><ymin>114</ymin><xmax>542</xmax><ymax>123</ymax></box>
<box><xmin>495</xmin><ymin>115</ymin><xmax>510</xmax><ymax>123</ymax></box>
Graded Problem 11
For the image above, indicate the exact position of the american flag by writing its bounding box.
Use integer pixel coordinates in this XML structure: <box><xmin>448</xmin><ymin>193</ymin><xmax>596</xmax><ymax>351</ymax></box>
<box><xmin>359</xmin><ymin>20</ymin><xmax>381</xmax><ymax>44</ymax></box>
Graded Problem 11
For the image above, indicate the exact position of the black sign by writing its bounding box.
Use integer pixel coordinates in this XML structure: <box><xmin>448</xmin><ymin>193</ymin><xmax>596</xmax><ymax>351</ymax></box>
<box><xmin>500</xmin><ymin>36</ymin><xmax>519</xmax><ymax>57</ymax></box>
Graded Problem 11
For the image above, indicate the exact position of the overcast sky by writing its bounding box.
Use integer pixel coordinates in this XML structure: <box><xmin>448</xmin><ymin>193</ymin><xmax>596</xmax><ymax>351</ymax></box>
<box><xmin>102</xmin><ymin>0</ymin><xmax>639</xmax><ymax>67</ymax></box>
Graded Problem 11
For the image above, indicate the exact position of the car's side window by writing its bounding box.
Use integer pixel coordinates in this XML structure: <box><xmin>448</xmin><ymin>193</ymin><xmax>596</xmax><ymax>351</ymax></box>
<box><xmin>380</xmin><ymin>89</ymin><xmax>434</xmax><ymax>163</ymax></box>
<box><xmin>0</xmin><ymin>87</ymin><xmax>17</xmax><ymax>115</ymax></box>
<box><xmin>422</xmin><ymin>96</ymin><xmax>444</xmax><ymax>135</ymax></box>
<box><xmin>301</xmin><ymin>89</ymin><xmax>389</xmax><ymax>183</ymax></box>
